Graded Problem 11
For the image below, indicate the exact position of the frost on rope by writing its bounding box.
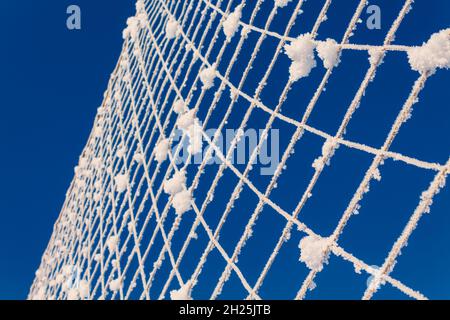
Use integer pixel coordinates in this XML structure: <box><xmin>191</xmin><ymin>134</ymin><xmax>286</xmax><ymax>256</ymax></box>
<box><xmin>31</xmin><ymin>0</ymin><xmax>446</xmax><ymax>302</ymax></box>
<box><xmin>223</xmin><ymin>5</ymin><xmax>243</xmax><ymax>42</ymax></box>
<box><xmin>92</xmin><ymin>157</ymin><xmax>102</xmax><ymax>169</ymax></box>
<box><xmin>127</xmin><ymin>220</ymin><xmax>135</xmax><ymax>233</ymax></box>
<box><xmin>122</xmin><ymin>17</ymin><xmax>139</xmax><ymax>40</ymax></box>
<box><xmin>199</xmin><ymin>65</ymin><xmax>216</xmax><ymax>90</ymax></box>
<box><xmin>172</xmin><ymin>190</ymin><xmax>193</xmax><ymax>215</ymax></box>
<box><xmin>94</xmin><ymin>125</ymin><xmax>103</xmax><ymax>138</ymax></box>
<box><xmin>136</xmin><ymin>0</ymin><xmax>145</xmax><ymax>11</ymax></box>
<box><xmin>122</xmin><ymin>3</ymin><xmax>147</xmax><ymax>42</ymax></box>
<box><xmin>274</xmin><ymin>0</ymin><xmax>293</xmax><ymax>8</ymax></box>
<box><xmin>285</xmin><ymin>34</ymin><xmax>317</xmax><ymax>81</ymax></box>
<box><xmin>63</xmin><ymin>264</ymin><xmax>73</xmax><ymax>276</ymax></box>
<box><xmin>55</xmin><ymin>272</ymin><xmax>64</xmax><ymax>285</ymax></box>
<box><xmin>67</xmin><ymin>288</ymin><xmax>79</xmax><ymax>300</ymax></box>
<box><xmin>173</xmin><ymin>99</ymin><xmax>186</xmax><ymax>115</ymax></box>
<box><xmin>164</xmin><ymin>171</ymin><xmax>187</xmax><ymax>195</ymax></box>
<box><xmin>155</xmin><ymin>138</ymin><xmax>170</xmax><ymax>163</ymax></box>
<box><xmin>165</xmin><ymin>17</ymin><xmax>180</xmax><ymax>40</ymax></box>
<box><xmin>116</xmin><ymin>145</ymin><xmax>127</xmax><ymax>158</ymax></box>
<box><xmin>312</xmin><ymin>138</ymin><xmax>339</xmax><ymax>170</ymax></box>
<box><xmin>420</xmin><ymin>173</ymin><xmax>447</xmax><ymax>214</ymax></box>
<box><xmin>132</xmin><ymin>152</ymin><xmax>144</xmax><ymax>164</ymax></box>
<box><xmin>93</xmin><ymin>253</ymin><xmax>101</xmax><ymax>262</ymax></box>
<box><xmin>316</xmin><ymin>39</ymin><xmax>341</xmax><ymax>69</ymax></box>
<box><xmin>109</xmin><ymin>278</ymin><xmax>122</xmax><ymax>292</ymax></box>
<box><xmin>31</xmin><ymin>288</ymin><xmax>46</xmax><ymax>300</ymax></box>
<box><xmin>164</xmin><ymin>171</ymin><xmax>192</xmax><ymax>215</ymax></box>
<box><xmin>298</xmin><ymin>235</ymin><xmax>331</xmax><ymax>272</ymax></box>
<box><xmin>170</xmin><ymin>281</ymin><xmax>193</xmax><ymax>300</ymax></box>
<box><xmin>177</xmin><ymin>109</ymin><xmax>203</xmax><ymax>155</ymax></box>
<box><xmin>114</xmin><ymin>174</ymin><xmax>128</xmax><ymax>193</ymax></box>
<box><xmin>366</xmin><ymin>266</ymin><xmax>385</xmax><ymax>292</ymax></box>
<box><xmin>368</xmin><ymin>48</ymin><xmax>385</xmax><ymax>66</ymax></box>
<box><xmin>408</xmin><ymin>28</ymin><xmax>450</xmax><ymax>74</ymax></box>
<box><xmin>186</xmin><ymin>121</ymin><xmax>203</xmax><ymax>155</ymax></box>
<box><xmin>177</xmin><ymin>109</ymin><xmax>196</xmax><ymax>130</ymax></box>
<box><xmin>106</xmin><ymin>235</ymin><xmax>119</xmax><ymax>252</ymax></box>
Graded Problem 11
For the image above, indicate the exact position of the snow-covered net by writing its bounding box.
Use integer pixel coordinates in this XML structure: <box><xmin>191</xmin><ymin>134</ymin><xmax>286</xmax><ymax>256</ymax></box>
<box><xmin>29</xmin><ymin>0</ymin><xmax>450</xmax><ymax>300</ymax></box>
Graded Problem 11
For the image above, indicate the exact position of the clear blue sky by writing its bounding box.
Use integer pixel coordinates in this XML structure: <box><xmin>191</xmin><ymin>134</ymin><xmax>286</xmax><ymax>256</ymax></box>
<box><xmin>0</xmin><ymin>0</ymin><xmax>133</xmax><ymax>299</ymax></box>
<box><xmin>0</xmin><ymin>0</ymin><xmax>449</xmax><ymax>300</ymax></box>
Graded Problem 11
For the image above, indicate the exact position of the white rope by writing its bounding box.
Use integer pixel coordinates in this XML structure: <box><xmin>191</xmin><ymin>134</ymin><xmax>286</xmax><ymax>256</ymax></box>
<box><xmin>29</xmin><ymin>0</ymin><xmax>449</xmax><ymax>300</ymax></box>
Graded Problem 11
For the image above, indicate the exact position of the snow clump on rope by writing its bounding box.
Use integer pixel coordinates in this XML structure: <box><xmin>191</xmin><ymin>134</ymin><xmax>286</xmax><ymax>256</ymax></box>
<box><xmin>199</xmin><ymin>66</ymin><xmax>216</xmax><ymax>89</ymax></box>
<box><xmin>274</xmin><ymin>0</ymin><xmax>293</xmax><ymax>8</ymax></box>
<box><xmin>114</xmin><ymin>174</ymin><xmax>128</xmax><ymax>193</ymax></box>
<box><xmin>316</xmin><ymin>39</ymin><xmax>341</xmax><ymax>69</ymax></box>
<box><xmin>170</xmin><ymin>280</ymin><xmax>193</xmax><ymax>300</ymax></box>
<box><xmin>155</xmin><ymin>138</ymin><xmax>171</xmax><ymax>163</ymax></box>
<box><xmin>166</xmin><ymin>17</ymin><xmax>180</xmax><ymax>40</ymax></box>
<box><xmin>408</xmin><ymin>28</ymin><xmax>450</xmax><ymax>74</ymax></box>
<box><xmin>164</xmin><ymin>171</ymin><xmax>187</xmax><ymax>195</ymax></box>
<box><xmin>298</xmin><ymin>235</ymin><xmax>331</xmax><ymax>271</ymax></box>
<box><xmin>223</xmin><ymin>5</ymin><xmax>243</xmax><ymax>42</ymax></box>
<box><xmin>285</xmin><ymin>34</ymin><xmax>317</xmax><ymax>81</ymax></box>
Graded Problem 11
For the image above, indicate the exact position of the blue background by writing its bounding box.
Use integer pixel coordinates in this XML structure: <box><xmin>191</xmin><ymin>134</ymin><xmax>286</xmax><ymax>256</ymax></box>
<box><xmin>0</xmin><ymin>0</ymin><xmax>133</xmax><ymax>299</ymax></box>
<box><xmin>0</xmin><ymin>0</ymin><xmax>449</xmax><ymax>299</ymax></box>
